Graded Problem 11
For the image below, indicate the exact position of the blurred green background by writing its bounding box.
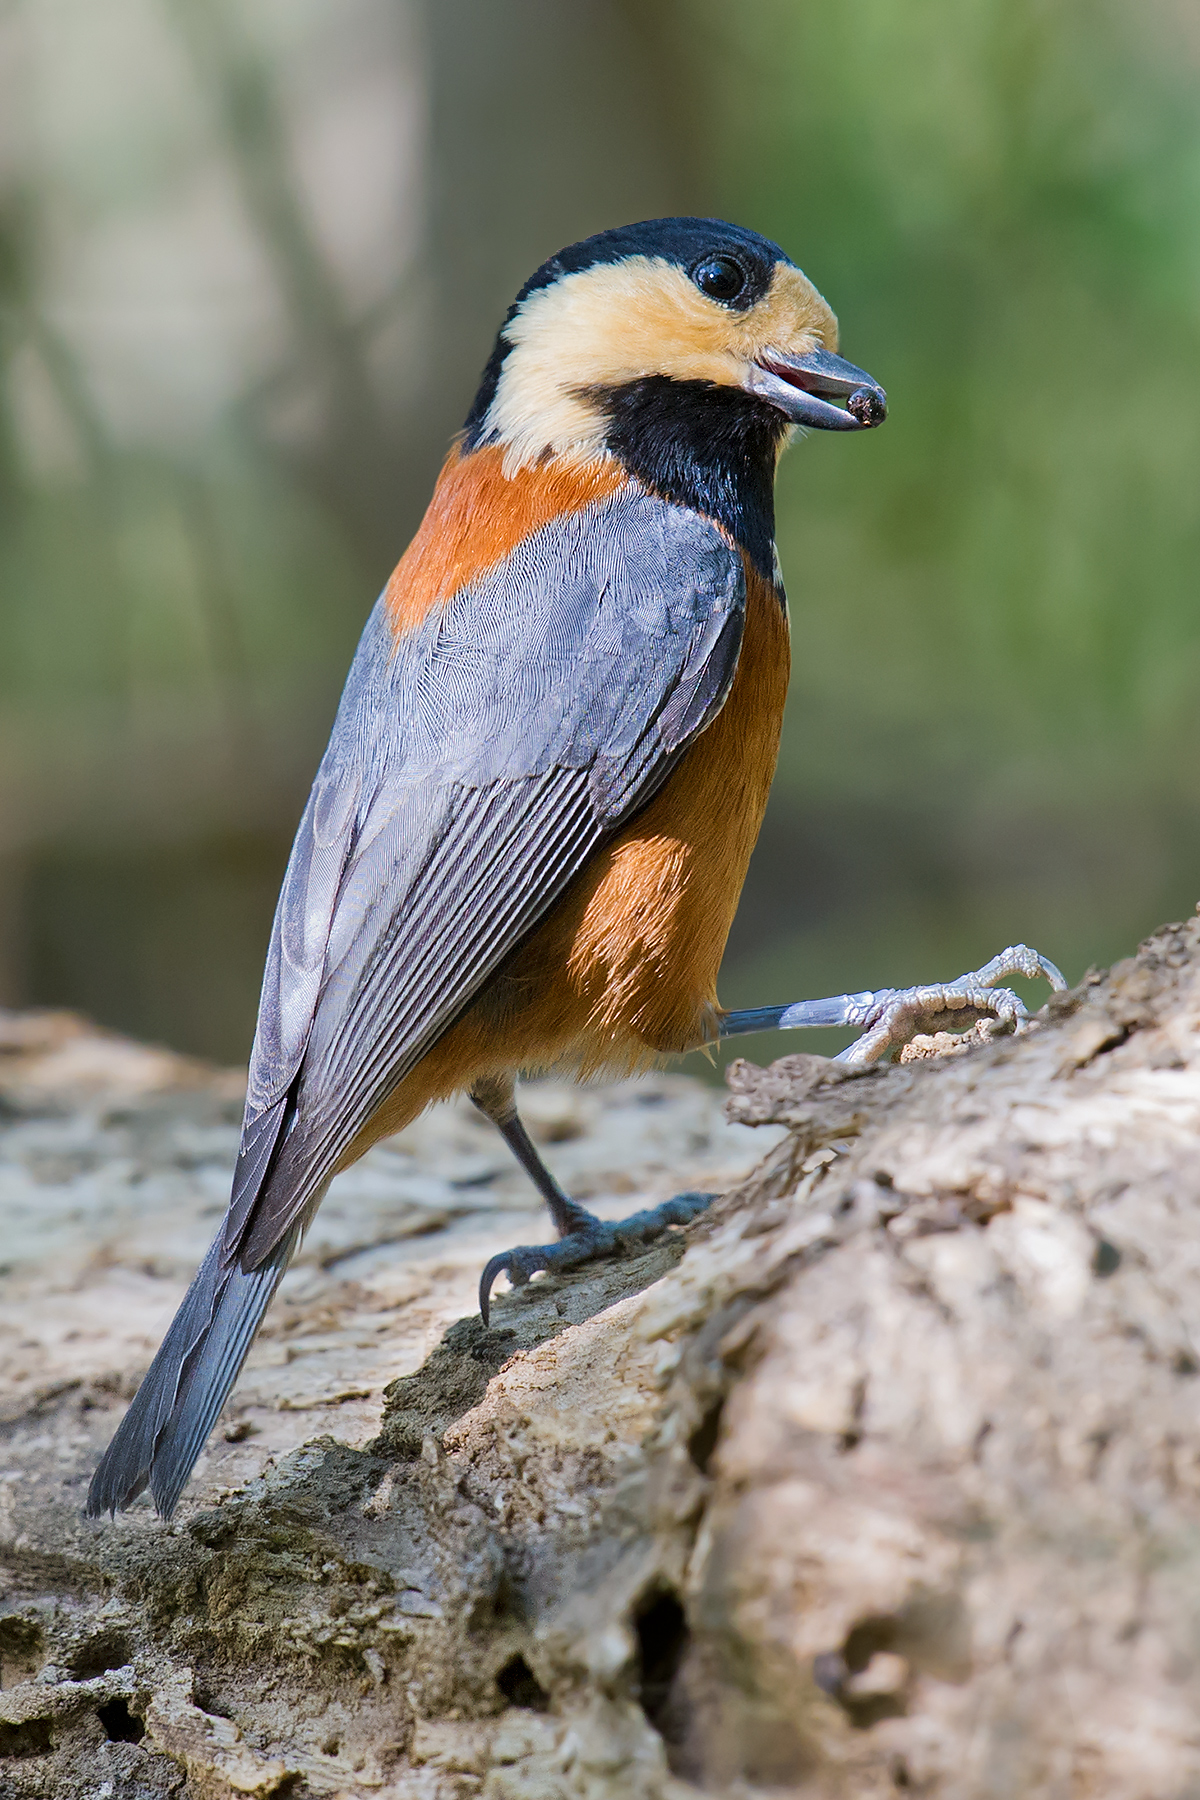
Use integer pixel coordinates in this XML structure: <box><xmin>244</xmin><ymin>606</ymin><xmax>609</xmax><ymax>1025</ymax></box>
<box><xmin>1</xmin><ymin>0</ymin><xmax>1198</xmax><ymax>1071</ymax></box>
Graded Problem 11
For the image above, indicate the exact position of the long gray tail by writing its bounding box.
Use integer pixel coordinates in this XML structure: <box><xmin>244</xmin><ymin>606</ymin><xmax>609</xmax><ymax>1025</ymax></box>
<box><xmin>85</xmin><ymin>1225</ymin><xmax>298</xmax><ymax>1520</ymax></box>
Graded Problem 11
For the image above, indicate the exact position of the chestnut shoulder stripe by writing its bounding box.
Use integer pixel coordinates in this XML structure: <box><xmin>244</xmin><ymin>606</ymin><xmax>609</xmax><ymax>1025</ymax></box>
<box><xmin>385</xmin><ymin>445</ymin><xmax>628</xmax><ymax>636</ymax></box>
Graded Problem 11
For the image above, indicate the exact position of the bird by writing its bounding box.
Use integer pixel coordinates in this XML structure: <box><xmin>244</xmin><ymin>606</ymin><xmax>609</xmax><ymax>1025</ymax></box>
<box><xmin>86</xmin><ymin>217</ymin><xmax>1064</xmax><ymax>1520</ymax></box>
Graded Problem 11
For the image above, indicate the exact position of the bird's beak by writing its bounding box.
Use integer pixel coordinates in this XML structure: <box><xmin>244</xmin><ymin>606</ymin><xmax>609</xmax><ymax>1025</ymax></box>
<box><xmin>745</xmin><ymin>345</ymin><xmax>887</xmax><ymax>431</ymax></box>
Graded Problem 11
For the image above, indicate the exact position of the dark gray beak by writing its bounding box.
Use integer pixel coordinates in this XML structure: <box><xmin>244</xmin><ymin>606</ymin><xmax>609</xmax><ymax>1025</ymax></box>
<box><xmin>746</xmin><ymin>345</ymin><xmax>887</xmax><ymax>431</ymax></box>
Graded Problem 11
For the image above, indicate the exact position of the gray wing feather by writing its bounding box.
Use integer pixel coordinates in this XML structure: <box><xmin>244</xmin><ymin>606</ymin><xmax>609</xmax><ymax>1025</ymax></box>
<box><xmin>85</xmin><ymin>1222</ymin><xmax>298</xmax><ymax>1519</ymax></box>
<box><xmin>245</xmin><ymin>767</ymin><xmax>361</xmax><ymax>1120</ymax></box>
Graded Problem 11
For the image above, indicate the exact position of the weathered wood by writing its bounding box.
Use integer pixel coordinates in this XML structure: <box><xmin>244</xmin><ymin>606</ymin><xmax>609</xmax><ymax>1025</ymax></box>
<box><xmin>2</xmin><ymin>912</ymin><xmax>1199</xmax><ymax>1796</ymax></box>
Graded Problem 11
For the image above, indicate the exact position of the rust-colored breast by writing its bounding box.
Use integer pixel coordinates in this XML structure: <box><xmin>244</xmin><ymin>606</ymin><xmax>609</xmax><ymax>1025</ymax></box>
<box><xmin>384</xmin><ymin>443</ymin><xmax>626</xmax><ymax>636</ymax></box>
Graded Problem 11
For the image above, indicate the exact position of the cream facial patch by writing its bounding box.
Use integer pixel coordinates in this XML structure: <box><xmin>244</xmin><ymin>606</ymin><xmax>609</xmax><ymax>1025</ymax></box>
<box><xmin>483</xmin><ymin>258</ymin><xmax>839</xmax><ymax>473</ymax></box>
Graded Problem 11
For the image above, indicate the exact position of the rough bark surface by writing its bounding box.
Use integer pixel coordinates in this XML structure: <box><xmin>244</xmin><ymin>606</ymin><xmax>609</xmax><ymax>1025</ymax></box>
<box><xmin>3</xmin><ymin>914</ymin><xmax>1200</xmax><ymax>1798</ymax></box>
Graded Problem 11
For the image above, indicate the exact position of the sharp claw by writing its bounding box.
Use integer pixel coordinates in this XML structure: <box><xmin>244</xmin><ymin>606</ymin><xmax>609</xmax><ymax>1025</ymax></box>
<box><xmin>479</xmin><ymin>1254</ymin><xmax>505</xmax><ymax>1326</ymax></box>
<box><xmin>479</xmin><ymin>1249</ymin><xmax>536</xmax><ymax>1326</ymax></box>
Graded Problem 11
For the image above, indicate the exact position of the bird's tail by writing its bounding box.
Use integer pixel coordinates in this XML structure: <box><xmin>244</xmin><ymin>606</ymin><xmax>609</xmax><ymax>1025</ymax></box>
<box><xmin>85</xmin><ymin>1224</ymin><xmax>298</xmax><ymax>1521</ymax></box>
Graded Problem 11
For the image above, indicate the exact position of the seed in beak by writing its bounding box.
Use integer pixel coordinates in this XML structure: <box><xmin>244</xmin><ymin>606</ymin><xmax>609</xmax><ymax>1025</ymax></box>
<box><xmin>847</xmin><ymin>388</ymin><xmax>887</xmax><ymax>427</ymax></box>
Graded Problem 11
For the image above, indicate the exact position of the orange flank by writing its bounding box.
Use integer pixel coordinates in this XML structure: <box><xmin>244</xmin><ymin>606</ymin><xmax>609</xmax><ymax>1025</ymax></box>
<box><xmin>548</xmin><ymin>559</ymin><xmax>789</xmax><ymax>1065</ymax></box>
<box><xmin>384</xmin><ymin>444</ymin><xmax>628</xmax><ymax>635</ymax></box>
<box><xmin>342</xmin><ymin>558</ymin><xmax>790</xmax><ymax>1163</ymax></box>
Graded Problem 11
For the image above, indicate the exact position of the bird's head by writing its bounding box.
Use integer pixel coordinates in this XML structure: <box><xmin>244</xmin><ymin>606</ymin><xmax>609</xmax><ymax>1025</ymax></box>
<box><xmin>463</xmin><ymin>217</ymin><xmax>886</xmax><ymax>475</ymax></box>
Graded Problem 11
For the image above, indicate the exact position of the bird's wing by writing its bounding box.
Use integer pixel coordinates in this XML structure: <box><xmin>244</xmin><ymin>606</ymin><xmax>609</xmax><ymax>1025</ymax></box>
<box><xmin>229</xmin><ymin>483</ymin><xmax>746</xmax><ymax>1267</ymax></box>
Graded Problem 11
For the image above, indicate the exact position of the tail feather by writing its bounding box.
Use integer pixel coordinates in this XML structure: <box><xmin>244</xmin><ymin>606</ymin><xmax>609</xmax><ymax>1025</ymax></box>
<box><xmin>86</xmin><ymin>1227</ymin><xmax>297</xmax><ymax>1520</ymax></box>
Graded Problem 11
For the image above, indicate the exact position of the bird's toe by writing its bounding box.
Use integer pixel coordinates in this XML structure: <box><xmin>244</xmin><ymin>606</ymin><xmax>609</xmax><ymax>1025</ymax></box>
<box><xmin>838</xmin><ymin>942</ymin><xmax>1066</xmax><ymax>1068</ymax></box>
<box><xmin>478</xmin><ymin>1190</ymin><xmax>716</xmax><ymax>1323</ymax></box>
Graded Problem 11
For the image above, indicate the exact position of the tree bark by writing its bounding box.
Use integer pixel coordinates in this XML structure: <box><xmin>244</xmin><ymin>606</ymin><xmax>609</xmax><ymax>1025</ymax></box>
<box><xmin>2</xmin><ymin>912</ymin><xmax>1199</xmax><ymax>1797</ymax></box>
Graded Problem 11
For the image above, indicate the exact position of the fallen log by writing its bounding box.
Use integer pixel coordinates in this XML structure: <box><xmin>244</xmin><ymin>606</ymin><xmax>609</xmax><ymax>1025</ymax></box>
<box><xmin>1</xmin><ymin>911</ymin><xmax>1199</xmax><ymax>1797</ymax></box>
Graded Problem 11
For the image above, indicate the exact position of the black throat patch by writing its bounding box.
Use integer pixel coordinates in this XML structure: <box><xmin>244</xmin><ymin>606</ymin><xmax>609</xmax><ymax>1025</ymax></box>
<box><xmin>590</xmin><ymin>376</ymin><xmax>787</xmax><ymax>583</ymax></box>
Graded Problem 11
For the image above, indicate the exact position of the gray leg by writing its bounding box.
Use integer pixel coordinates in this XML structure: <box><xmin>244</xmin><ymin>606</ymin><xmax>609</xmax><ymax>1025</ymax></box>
<box><xmin>719</xmin><ymin>944</ymin><xmax>1067</xmax><ymax>1068</ymax></box>
<box><xmin>471</xmin><ymin>943</ymin><xmax>1065</xmax><ymax>1319</ymax></box>
<box><xmin>470</xmin><ymin>1075</ymin><xmax>713</xmax><ymax>1324</ymax></box>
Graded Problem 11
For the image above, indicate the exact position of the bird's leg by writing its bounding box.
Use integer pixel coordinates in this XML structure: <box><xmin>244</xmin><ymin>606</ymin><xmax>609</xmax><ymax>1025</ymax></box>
<box><xmin>471</xmin><ymin>944</ymin><xmax>1064</xmax><ymax>1320</ymax></box>
<box><xmin>719</xmin><ymin>944</ymin><xmax>1067</xmax><ymax>1069</ymax></box>
<box><xmin>470</xmin><ymin>1074</ymin><xmax>714</xmax><ymax>1324</ymax></box>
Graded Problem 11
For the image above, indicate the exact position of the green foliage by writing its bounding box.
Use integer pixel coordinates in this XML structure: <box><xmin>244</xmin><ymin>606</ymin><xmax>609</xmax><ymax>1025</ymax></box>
<box><xmin>684</xmin><ymin>0</ymin><xmax>1200</xmax><ymax>1037</ymax></box>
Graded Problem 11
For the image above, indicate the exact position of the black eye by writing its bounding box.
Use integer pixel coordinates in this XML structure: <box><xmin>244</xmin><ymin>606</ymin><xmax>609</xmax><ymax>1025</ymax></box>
<box><xmin>692</xmin><ymin>255</ymin><xmax>746</xmax><ymax>303</ymax></box>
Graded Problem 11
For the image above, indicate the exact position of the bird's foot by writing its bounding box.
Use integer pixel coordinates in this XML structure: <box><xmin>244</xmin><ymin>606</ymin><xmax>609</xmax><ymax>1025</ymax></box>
<box><xmin>479</xmin><ymin>1190</ymin><xmax>715</xmax><ymax>1324</ymax></box>
<box><xmin>838</xmin><ymin>943</ymin><xmax>1067</xmax><ymax>1070</ymax></box>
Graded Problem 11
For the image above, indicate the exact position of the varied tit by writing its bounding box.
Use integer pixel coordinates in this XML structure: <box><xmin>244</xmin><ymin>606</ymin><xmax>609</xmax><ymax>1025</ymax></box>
<box><xmin>88</xmin><ymin>217</ymin><xmax>1062</xmax><ymax>1520</ymax></box>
